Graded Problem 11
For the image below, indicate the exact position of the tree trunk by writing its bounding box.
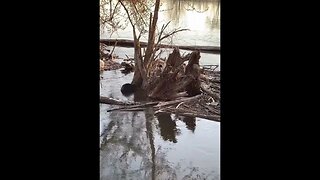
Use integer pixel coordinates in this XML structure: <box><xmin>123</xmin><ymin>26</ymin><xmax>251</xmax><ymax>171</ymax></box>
<box><xmin>144</xmin><ymin>0</ymin><xmax>161</xmax><ymax>67</ymax></box>
<box><xmin>148</xmin><ymin>48</ymin><xmax>202</xmax><ymax>100</ymax></box>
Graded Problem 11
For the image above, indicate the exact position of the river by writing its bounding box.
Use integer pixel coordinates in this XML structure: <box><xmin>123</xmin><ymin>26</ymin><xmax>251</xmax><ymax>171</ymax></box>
<box><xmin>100</xmin><ymin>0</ymin><xmax>220</xmax><ymax>179</ymax></box>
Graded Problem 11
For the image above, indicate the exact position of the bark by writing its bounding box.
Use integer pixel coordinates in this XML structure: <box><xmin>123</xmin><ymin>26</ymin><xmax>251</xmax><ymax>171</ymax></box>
<box><xmin>147</xmin><ymin>48</ymin><xmax>202</xmax><ymax>100</ymax></box>
<box><xmin>144</xmin><ymin>0</ymin><xmax>161</xmax><ymax>67</ymax></box>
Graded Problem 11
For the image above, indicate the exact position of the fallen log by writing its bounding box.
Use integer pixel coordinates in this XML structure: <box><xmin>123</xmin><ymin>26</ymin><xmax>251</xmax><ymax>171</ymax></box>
<box><xmin>114</xmin><ymin>108</ymin><xmax>146</xmax><ymax>111</ymax></box>
<box><xmin>154</xmin><ymin>94</ymin><xmax>202</xmax><ymax>108</ymax></box>
<box><xmin>107</xmin><ymin>101</ymin><xmax>159</xmax><ymax>112</ymax></box>
<box><xmin>106</xmin><ymin>95</ymin><xmax>201</xmax><ymax>112</ymax></box>
<box><xmin>100</xmin><ymin>96</ymin><xmax>137</xmax><ymax>105</ymax></box>
<box><xmin>100</xmin><ymin>39</ymin><xmax>220</xmax><ymax>54</ymax></box>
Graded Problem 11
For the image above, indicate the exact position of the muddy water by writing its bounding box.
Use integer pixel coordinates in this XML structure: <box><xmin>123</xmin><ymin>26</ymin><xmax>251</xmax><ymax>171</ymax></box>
<box><xmin>100</xmin><ymin>70</ymin><xmax>220</xmax><ymax>179</ymax></box>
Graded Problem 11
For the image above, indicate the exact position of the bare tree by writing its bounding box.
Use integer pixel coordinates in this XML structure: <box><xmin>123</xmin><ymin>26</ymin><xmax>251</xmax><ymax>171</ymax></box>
<box><xmin>102</xmin><ymin>0</ymin><xmax>205</xmax><ymax>100</ymax></box>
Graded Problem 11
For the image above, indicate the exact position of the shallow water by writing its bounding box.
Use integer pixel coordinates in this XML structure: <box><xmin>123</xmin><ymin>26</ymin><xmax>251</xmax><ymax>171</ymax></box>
<box><xmin>100</xmin><ymin>70</ymin><xmax>220</xmax><ymax>179</ymax></box>
<box><xmin>100</xmin><ymin>0</ymin><xmax>220</xmax><ymax>179</ymax></box>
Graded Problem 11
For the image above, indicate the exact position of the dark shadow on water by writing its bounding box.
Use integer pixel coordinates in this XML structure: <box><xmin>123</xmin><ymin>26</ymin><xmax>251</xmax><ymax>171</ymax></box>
<box><xmin>180</xmin><ymin>116</ymin><xmax>196</xmax><ymax>133</ymax></box>
<box><xmin>155</xmin><ymin>112</ymin><xmax>179</xmax><ymax>143</ymax></box>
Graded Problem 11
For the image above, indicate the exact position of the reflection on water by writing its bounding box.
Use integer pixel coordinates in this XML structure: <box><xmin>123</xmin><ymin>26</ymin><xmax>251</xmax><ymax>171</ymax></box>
<box><xmin>100</xmin><ymin>0</ymin><xmax>220</xmax><ymax>179</ymax></box>
<box><xmin>100</xmin><ymin>70</ymin><xmax>220</xmax><ymax>180</ymax></box>
<box><xmin>181</xmin><ymin>116</ymin><xmax>196</xmax><ymax>133</ymax></box>
<box><xmin>156</xmin><ymin>112</ymin><xmax>180</xmax><ymax>143</ymax></box>
<box><xmin>164</xmin><ymin>0</ymin><xmax>220</xmax><ymax>29</ymax></box>
<box><xmin>101</xmin><ymin>0</ymin><xmax>220</xmax><ymax>46</ymax></box>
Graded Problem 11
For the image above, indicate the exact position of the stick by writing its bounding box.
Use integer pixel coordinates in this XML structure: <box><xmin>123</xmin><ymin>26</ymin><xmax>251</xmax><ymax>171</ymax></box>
<box><xmin>154</xmin><ymin>95</ymin><xmax>202</xmax><ymax>108</ymax></box>
<box><xmin>100</xmin><ymin>96</ymin><xmax>137</xmax><ymax>105</ymax></box>
<box><xmin>107</xmin><ymin>101</ymin><xmax>159</xmax><ymax>112</ymax></box>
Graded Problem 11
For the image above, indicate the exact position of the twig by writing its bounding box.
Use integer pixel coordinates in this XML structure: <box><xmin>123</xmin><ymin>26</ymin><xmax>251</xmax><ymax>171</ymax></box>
<box><xmin>154</xmin><ymin>95</ymin><xmax>202</xmax><ymax>108</ymax></box>
<box><xmin>176</xmin><ymin>102</ymin><xmax>184</xmax><ymax>109</ymax></box>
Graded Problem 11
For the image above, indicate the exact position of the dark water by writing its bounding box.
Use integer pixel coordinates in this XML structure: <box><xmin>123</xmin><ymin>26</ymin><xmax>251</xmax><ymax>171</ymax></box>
<box><xmin>100</xmin><ymin>70</ymin><xmax>220</xmax><ymax>180</ymax></box>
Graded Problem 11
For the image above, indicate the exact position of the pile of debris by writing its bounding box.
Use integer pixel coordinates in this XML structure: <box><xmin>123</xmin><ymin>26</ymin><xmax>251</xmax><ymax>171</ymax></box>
<box><xmin>100</xmin><ymin>48</ymin><xmax>220</xmax><ymax>121</ymax></box>
<box><xmin>99</xmin><ymin>43</ymin><xmax>122</xmax><ymax>72</ymax></box>
<box><xmin>100</xmin><ymin>69</ymin><xmax>220</xmax><ymax>121</ymax></box>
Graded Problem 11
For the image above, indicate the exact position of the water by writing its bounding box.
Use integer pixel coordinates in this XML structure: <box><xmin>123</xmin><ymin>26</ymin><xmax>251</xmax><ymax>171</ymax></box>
<box><xmin>101</xmin><ymin>0</ymin><xmax>220</xmax><ymax>68</ymax></box>
<box><xmin>101</xmin><ymin>0</ymin><xmax>220</xmax><ymax>47</ymax></box>
<box><xmin>100</xmin><ymin>0</ymin><xmax>220</xmax><ymax>179</ymax></box>
<box><xmin>112</xmin><ymin>47</ymin><xmax>220</xmax><ymax>71</ymax></box>
<box><xmin>100</xmin><ymin>70</ymin><xmax>220</xmax><ymax>179</ymax></box>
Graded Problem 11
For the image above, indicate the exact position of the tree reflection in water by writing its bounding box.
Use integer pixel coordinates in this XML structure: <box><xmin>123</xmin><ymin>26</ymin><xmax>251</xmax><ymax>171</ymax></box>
<box><xmin>155</xmin><ymin>112</ymin><xmax>181</xmax><ymax>143</ymax></box>
<box><xmin>180</xmin><ymin>116</ymin><xmax>196</xmax><ymax>133</ymax></box>
<box><xmin>100</xmin><ymin>64</ymin><xmax>218</xmax><ymax>179</ymax></box>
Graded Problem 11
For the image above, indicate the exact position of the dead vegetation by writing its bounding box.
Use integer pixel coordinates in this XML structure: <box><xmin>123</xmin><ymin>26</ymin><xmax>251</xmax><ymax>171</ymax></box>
<box><xmin>100</xmin><ymin>0</ymin><xmax>220</xmax><ymax>121</ymax></box>
<box><xmin>100</xmin><ymin>48</ymin><xmax>220</xmax><ymax>121</ymax></box>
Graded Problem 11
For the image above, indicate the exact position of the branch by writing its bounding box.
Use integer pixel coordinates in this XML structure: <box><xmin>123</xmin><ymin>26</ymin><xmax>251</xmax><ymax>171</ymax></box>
<box><xmin>119</xmin><ymin>0</ymin><xmax>135</xmax><ymax>28</ymax></box>
<box><xmin>108</xmin><ymin>0</ymin><xmax>120</xmax><ymax>22</ymax></box>
<box><xmin>158</xmin><ymin>28</ymin><xmax>189</xmax><ymax>43</ymax></box>
<box><xmin>130</xmin><ymin>0</ymin><xmax>148</xmax><ymax>28</ymax></box>
<box><xmin>157</xmin><ymin>21</ymin><xmax>171</xmax><ymax>43</ymax></box>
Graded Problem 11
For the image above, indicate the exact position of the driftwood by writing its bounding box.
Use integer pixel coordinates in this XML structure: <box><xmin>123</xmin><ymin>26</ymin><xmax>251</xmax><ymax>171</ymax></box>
<box><xmin>106</xmin><ymin>95</ymin><xmax>201</xmax><ymax>112</ymax></box>
<box><xmin>100</xmin><ymin>96</ymin><xmax>137</xmax><ymax>105</ymax></box>
<box><xmin>100</xmin><ymin>39</ymin><xmax>220</xmax><ymax>54</ymax></box>
<box><xmin>102</xmin><ymin>94</ymin><xmax>220</xmax><ymax>121</ymax></box>
<box><xmin>200</xmin><ymin>82</ymin><xmax>220</xmax><ymax>102</ymax></box>
<box><xmin>114</xmin><ymin>108</ymin><xmax>146</xmax><ymax>111</ymax></box>
<box><xmin>154</xmin><ymin>94</ymin><xmax>202</xmax><ymax>108</ymax></box>
<box><xmin>106</xmin><ymin>101</ymin><xmax>159</xmax><ymax>112</ymax></box>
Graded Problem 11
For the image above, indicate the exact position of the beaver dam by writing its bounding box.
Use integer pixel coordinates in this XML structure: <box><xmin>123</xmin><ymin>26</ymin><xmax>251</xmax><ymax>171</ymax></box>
<box><xmin>100</xmin><ymin>48</ymin><xmax>220</xmax><ymax>122</ymax></box>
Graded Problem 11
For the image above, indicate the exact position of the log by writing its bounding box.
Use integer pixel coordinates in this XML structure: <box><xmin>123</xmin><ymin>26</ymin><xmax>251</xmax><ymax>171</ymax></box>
<box><xmin>106</xmin><ymin>95</ymin><xmax>201</xmax><ymax>112</ymax></box>
<box><xmin>100</xmin><ymin>39</ymin><xmax>220</xmax><ymax>54</ymax></box>
<box><xmin>154</xmin><ymin>94</ymin><xmax>202</xmax><ymax>108</ymax></box>
<box><xmin>107</xmin><ymin>101</ymin><xmax>159</xmax><ymax>112</ymax></box>
<box><xmin>100</xmin><ymin>96</ymin><xmax>137</xmax><ymax>105</ymax></box>
<box><xmin>114</xmin><ymin>108</ymin><xmax>146</xmax><ymax>111</ymax></box>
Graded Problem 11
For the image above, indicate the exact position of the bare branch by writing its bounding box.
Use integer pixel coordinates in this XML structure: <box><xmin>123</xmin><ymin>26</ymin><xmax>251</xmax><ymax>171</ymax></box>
<box><xmin>130</xmin><ymin>0</ymin><xmax>148</xmax><ymax>28</ymax></box>
<box><xmin>119</xmin><ymin>0</ymin><xmax>135</xmax><ymax>28</ymax></box>
<box><xmin>108</xmin><ymin>0</ymin><xmax>120</xmax><ymax>22</ymax></box>
<box><xmin>159</xmin><ymin>28</ymin><xmax>189</xmax><ymax>43</ymax></box>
